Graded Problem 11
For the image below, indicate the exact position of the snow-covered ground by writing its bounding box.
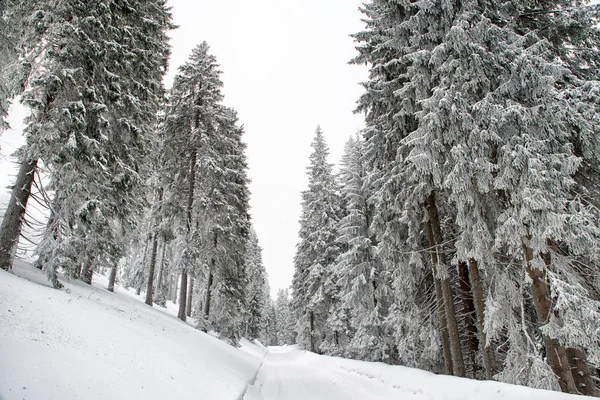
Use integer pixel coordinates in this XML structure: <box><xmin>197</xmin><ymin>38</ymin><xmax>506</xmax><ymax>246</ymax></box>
<box><xmin>0</xmin><ymin>262</ymin><xmax>594</xmax><ymax>400</ymax></box>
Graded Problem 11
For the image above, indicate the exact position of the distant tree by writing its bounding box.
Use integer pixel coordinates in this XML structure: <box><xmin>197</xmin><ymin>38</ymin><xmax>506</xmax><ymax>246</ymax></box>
<box><xmin>291</xmin><ymin>126</ymin><xmax>343</xmax><ymax>353</ymax></box>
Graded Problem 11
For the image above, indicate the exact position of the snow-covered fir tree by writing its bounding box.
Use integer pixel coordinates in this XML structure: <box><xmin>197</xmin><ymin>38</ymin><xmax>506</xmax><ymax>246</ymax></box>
<box><xmin>329</xmin><ymin>136</ymin><xmax>394</xmax><ymax>362</ymax></box>
<box><xmin>291</xmin><ymin>126</ymin><xmax>343</xmax><ymax>353</ymax></box>
<box><xmin>243</xmin><ymin>228</ymin><xmax>269</xmax><ymax>340</ymax></box>
<box><xmin>0</xmin><ymin>0</ymin><xmax>173</xmax><ymax>288</ymax></box>
<box><xmin>353</xmin><ymin>0</ymin><xmax>600</xmax><ymax>394</ymax></box>
<box><xmin>274</xmin><ymin>288</ymin><xmax>294</xmax><ymax>345</ymax></box>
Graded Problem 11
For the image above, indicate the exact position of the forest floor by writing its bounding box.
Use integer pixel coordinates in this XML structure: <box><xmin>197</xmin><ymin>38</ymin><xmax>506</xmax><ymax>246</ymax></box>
<box><xmin>0</xmin><ymin>261</ymin><xmax>593</xmax><ymax>400</ymax></box>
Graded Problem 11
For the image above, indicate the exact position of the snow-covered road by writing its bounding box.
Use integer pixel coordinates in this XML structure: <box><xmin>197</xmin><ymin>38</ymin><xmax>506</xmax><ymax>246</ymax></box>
<box><xmin>243</xmin><ymin>345</ymin><xmax>590</xmax><ymax>400</ymax></box>
<box><xmin>244</xmin><ymin>346</ymin><xmax>406</xmax><ymax>400</ymax></box>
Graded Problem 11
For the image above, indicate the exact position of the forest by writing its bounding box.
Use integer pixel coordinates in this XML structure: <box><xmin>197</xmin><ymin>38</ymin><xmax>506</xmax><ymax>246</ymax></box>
<box><xmin>1</xmin><ymin>0</ymin><xmax>600</xmax><ymax>397</ymax></box>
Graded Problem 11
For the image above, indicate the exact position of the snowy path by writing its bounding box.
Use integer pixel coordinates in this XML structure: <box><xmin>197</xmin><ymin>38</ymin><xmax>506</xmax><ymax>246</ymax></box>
<box><xmin>244</xmin><ymin>346</ymin><xmax>421</xmax><ymax>400</ymax></box>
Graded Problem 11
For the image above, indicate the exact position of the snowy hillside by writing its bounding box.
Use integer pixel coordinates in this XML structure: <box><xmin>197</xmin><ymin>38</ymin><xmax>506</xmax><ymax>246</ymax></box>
<box><xmin>0</xmin><ymin>264</ymin><xmax>594</xmax><ymax>400</ymax></box>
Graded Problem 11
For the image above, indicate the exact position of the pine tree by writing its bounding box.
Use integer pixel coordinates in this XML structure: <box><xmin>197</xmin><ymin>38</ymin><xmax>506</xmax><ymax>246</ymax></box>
<box><xmin>161</xmin><ymin>41</ymin><xmax>224</xmax><ymax>321</ymax></box>
<box><xmin>0</xmin><ymin>0</ymin><xmax>173</xmax><ymax>287</ymax></box>
<box><xmin>291</xmin><ymin>126</ymin><xmax>343</xmax><ymax>353</ymax></box>
<box><xmin>331</xmin><ymin>136</ymin><xmax>394</xmax><ymax>361</ymax></box>
<box><xmin>274</xmin><ymin>288</ymin><xmax>294</xmax><ymax>345</ymax></box>
<box><xmin>243</xmin><ymin>228</ymin><xmax>269</xmax><ymax>340</ymax></box>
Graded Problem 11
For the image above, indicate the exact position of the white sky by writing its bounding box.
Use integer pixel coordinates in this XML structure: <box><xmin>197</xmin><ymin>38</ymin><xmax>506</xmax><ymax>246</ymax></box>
<box><xmin>0</xmin><ymin>0</ymin><xmax>369</xmax><ymax>297</ymax></box>
<box><xmin>164</xmin><ymin>0</ymin><xmax>368</xmax><ymax>296</ymax></box>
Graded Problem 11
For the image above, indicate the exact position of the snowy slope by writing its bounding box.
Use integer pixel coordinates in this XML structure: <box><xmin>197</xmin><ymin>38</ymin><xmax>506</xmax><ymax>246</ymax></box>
<box><xmin>0</xmin><ymin>262</ymin><xmax>262</xmax><ymax>400</ymax></box>
<box><xmin>0</xmin><ymin>263</ymin><xmax>595</xmax><ymax>400</ymax></box>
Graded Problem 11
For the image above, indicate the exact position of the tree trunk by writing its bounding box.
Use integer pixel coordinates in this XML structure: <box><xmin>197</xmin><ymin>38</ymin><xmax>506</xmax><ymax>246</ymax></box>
<box><xmin>155</xmin><ymin>240</ymin><xmax>166</xmax><ymax>294</ymax></box>
<box><xmin>309</xmin><ymin>310</ymin><xmax>315</xmax><ymax>353</ymax></box>
<box><xmin>171</xmin><ymin>273</ymin><xmax>179</xmax><ymax>304</ymax></box>
<box><xmin>177</xmin><ymin>270</ymin><xmax>188</xmax><ymax>321</ymax></box>
<box><xmin>566</xmin><ymin>347</ymin><xmax>596</xmax><ymax>396</ymax></box>
<box><xmin>467</xmin><ymin>259</ymin><xmax>498</xmax><ymax>380</ymax></box>
<box><xmin>426</xmin><ymin>219</ymin><xmax>453</xmax><ymax>375</ymax></box>
<box><xmin>80</xmin><ymin>260</ymin><xmax>93</xmax><ymax>285</ymax></box>
<box><xmin>427</xmin><ymin>192</ymin><xmax>465</xmax><ymax>377</ymax></box>
<box><xmin>186</xmin><ymin>277</ymin><xmax>194</xmax><ymax>317</ymax></box>
<box><xmin>0</xmin><ymin>156</ymin><xmax>37</xmax><ymax>271</ymax></box>
<box><xmin>107</xmin><ymin>261</ymin><xmax>118</xmax><ymax>292</ymax></box>
<box><xmin>178</xmin><ymin>148</ymin><xmax>198</xmax><ymax>322</ymax></box>
<box><xmin>202</xmin><ymin>264</ymin><xmax>214</xmax><ymax>331</ymax></box>
<box><xmin>523</xmin><ymin>241</ymin><xmax>576</xmax><ymax>394</ymax></box>
<box><xmin>457</xmin><ymin>261</ymin><xmax>479</xmax><ymax>378</ymax></box>
<box><xmin>144</xmin><ymin>233</ymin><xmax>159</xmax><ymax>306</ymax></box>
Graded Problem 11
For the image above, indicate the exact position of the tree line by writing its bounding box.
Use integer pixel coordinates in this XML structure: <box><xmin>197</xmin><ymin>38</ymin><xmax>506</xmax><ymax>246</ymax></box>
<box><xmin>0</xmin><ymin>1</ymin><xmax>271</xmax><ymax>345</ymax></box>
<box><xmin>291</xmin><ymin>0</ymin><xmax>600</xmax><ymax>396</ymax></box>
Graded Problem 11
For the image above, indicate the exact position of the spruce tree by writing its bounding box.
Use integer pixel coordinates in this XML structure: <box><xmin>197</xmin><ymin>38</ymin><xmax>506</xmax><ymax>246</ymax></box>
<box><xmin>291</xmin><ymin>126</ymin><xmax>343</xmax><ymax>353</ymax></box>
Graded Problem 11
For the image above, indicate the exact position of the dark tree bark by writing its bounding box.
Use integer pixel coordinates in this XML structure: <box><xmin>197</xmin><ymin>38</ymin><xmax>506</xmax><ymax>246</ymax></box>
<box><xmin>145</xmin><ymin>233</ymin><xmax>159</xmax><ymax>306</ymax></box>
<box><xmin>0</xmin><ymin>156</ymin><xmax>37</xmax><ymax>271</ymax></box>
<box><xmin>427</xmin><ymin>192</ymin><xmax>465</xmax><ymax>377</ymax></box>
<box><xmin>107</xmin><ymin>261</ymin><xmax>118</xmax><ymax>292</ymax></box>
<box><xmin>155</xmin><ymin>240</ymin><xmax>166</xmax><ymax>294</ymax></box>
<box><xmin>178</xmin><ymin>148</ymin><xmax>198</xmax><ymax>321</ymax></box>
<box><xmin>177</xmin><ymin>270</ymin><xmax>188</xmax><ymax>321</ymax></box>
<box><xmin>80</xmin><ymin>260</ymin><xmax>93</xmax><ymax>285</ymax></box>
<box><xmin>202</xmin><ymin>262</ymin><xmax>214</xmax><ymax>331</ymax></box>
<box><xmin>309</xmin><ymin>310</ymin><xmax>315</xmax><ymax>353</ymax></box>
<box><xmin>524</xmin><ymin>242</ymin><xmax>576</xmax><ymax>394</ymax></box>
<box><xmin>426</xmin><ymin>219</ymin><xmax>453</xmax><ymax>375</ymax></box>
<box><xmin>467</xmin><ymin>259</ymin><xmax>498</xmax><ymax>379</ymax></box>
<box><xmin>186</xmin><ymin>277</ymin><xmax>194</xmax><ymax>317</ymax></box>
<box><xmin>145</xmin><ymin>188</ymin><xmax>163</xmax><ymax>306</ymax></box>
<box><xmin>457</xmin><ymin>261</ymin><xmax>479</xmax><ymax>378</ymax></box>
<box><xmin>566</xmin><ymin>347</ymin><xmax>596</xmax><ymax>396</ymax></box>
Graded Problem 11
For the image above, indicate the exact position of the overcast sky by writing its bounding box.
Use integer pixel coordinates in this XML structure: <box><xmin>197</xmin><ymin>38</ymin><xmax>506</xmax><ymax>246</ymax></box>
<box><xmin>164</xmin><ymin>0</ymin><xmax>369</xmax><ymax>296</ymax></box>
<box><xmin>0</xmin><ymin>0</ymin><xmax>369</xmax><ymax>296</ymax></box>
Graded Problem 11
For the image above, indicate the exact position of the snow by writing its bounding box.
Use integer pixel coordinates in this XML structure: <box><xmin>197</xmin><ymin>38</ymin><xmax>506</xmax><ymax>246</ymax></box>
<box><xmin>0</xmin><ymin>261</ymin><xmax>594</xmax><ymax>400</ymax></box>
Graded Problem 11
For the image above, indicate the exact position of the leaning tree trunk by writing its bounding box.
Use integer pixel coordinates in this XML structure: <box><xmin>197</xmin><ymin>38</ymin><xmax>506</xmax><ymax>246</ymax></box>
<box><xmin>427</xmin><ymin>192</ymin><xmax>465</xmax><ymax>377</ymax></box>
<box><xmin>0</xmin><ymin>155</ymin><xmax>37</xmax><ymax>271</ymax></box>
<box><xmin>426</xmin><ymin>219</ymin><xmax>454</xmax><ymax>375</ymax></box>
<box><xmin>523</xmin><ymin>241</ymin><xmax>576</xmax><ymax>394</ymax></box>
<box><xmin>467</xmin><ymin>259</ymin><xmax>498</xmax><ymax>379</ymax></box>
<box><xmin>457</xmin><ymin>261</ymin><xmax>479</xmax><ymax>378</ymax></box>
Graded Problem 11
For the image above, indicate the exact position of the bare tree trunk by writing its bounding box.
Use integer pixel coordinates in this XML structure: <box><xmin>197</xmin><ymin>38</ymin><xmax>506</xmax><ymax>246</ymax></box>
<box><xmin>80</xmin><ymin>259</ymin><xmax>93</xmax><ymax>285</ymax></box>
<box><xmin>145</xmin><ymin>188</ymin><xmax>163</xmax><ymax>306</ymax></box>
<box><xmin>0</xmin><ymin>156</ymin><xmax>37</xmax><ymax>271</ymax></box>
<box><xmin>467</xmin><ymin>259</ymin><xmax>498</xmax><ymax>379</ymax></box>
<box><xmin>179</xmin><ymin>149</ymin><xmax>198</xmax><ymax>322</ymax></box>
<box><xmin>171</xmin><ymin>273</ymin><xmax>179</xmax><ymax>304</ymax></box>
<box><xmin>155</xmin><ymin>240</ymin><xmax>166</xmax><ymax>294</ymax></box>
<box><xmin>427</xmin><ymin>192</ymin><xmax>465</xmax><ymax>377</ymax></box>
<box><xmin>426</xmin><ymin>219</ymin><xmax>453</xmax><ymax>375</ymax></box>
<box><xmin>202</xmin><ymin>263</ymin><xmax>214</xmax><ymax>331</ymax></box>
<box><xmin>566</xmin><ymin>347</ymin><xmax>596</xmax><ymax>396</ymax></box>
<box><xmin>458</xmin><ymin>261</ymin><xmax>479</xmax><ymax>378</ymax></box>
<box><xmin>107</xmin><ymin>261</ymin><xmax>118</xmax><ymax>292</ymax></box>
<box><xmin>177</xmin><ymin>270</ymin><xmax>188</xmax><ymax>321</ymax></box>
<box><xmin>186</xmin><ymin>277</ymin><xmax>194</xmax><ymax>317</ymax></box>
<box><xmin>523</xmin><ymin>242</ymin><xmax>576</xmax><ymax>394</ymax></box>
<box><xmin>309</xmin><ymin>310</ymin><xmax>315</xmax><ymax>353</ymax></box>
<box><xmin>145</xmin><ymin>233</ymin><xmax>159</xmax><ymax>306</ymax></box>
